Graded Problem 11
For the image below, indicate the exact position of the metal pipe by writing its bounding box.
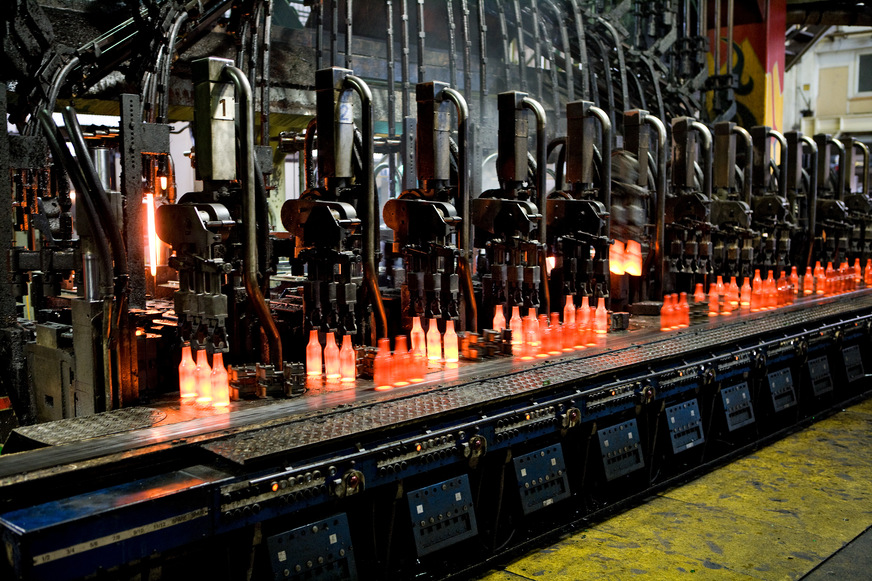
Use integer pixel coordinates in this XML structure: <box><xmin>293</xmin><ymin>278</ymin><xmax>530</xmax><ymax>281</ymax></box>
<box><xmin>521</xmin><ymin>95</ymin><xmax>549</xmax><ymax>315</ymax></box>
<box><xmin>158</xmin><ymin>11</ymin><xmax>189</xmax><ymax>123</ymax></box>
<box><xmin>568</xmin><ymin>0</ymin><xmax>590</xmax><ymax>100</ymax></box>
<box><xmin>801</xmin><ymin>135</ymin><xmax>819</xmax><ymax>268</ymax></box>
<box><xmin>546</xmin><ymin>0</ymin><xmax>574</xmax><ymax>103</ymax></box>
<box><xmin>513</xmin><ymin>0</ymin><xmax>526</xmax><ymax>92</ymax></box>
<box><xmin>442</xmin><ymin>87</ymin><xmax>477</xmax><ymax>332</ymax></box>
<box><xmin>316</xmin><ymin>0</ymin><xmax>324</xmax><ymax>69</ymax></box>
<box><xmin>62</xmin><ymin>107</ymin><xmax>129</xmax><ymax>279</ymax></box>
<box><xmin>261</xmin><ymin>0</ymin><xmax>273</xmax><ymax>146</ymax></box>
<box><xmin>222</xmin><ymin>65</ymin><xmax>282</xmax><ymax>367</ymax></box>
<box><xmin>691</xmin><ymin>121</ymin><xmax>712</xmax><ymax>198</ymax></box>
<box><xmin>477</xmin><ymin>0</ymin><xmax>488</xmax><ymax>117</ymax></box>
<box><xmin>731</xmin><ymin>125</ymin><xmax>753</xmax><ymax>205</ymax></box>
<box><xmin>767</xmin><ymin>129</ymin><xmax>788</xmax><ymax>201</ymax></box>
<box><xmin>386</xmin><ymin>1</ymin><xmax>397</xmax><ymax>199</ymax></box>
<box><xmin>461</xmin><ymin>0</ymin><xmax>472</xmax><ymax>104</ymax></box>
<box><xmin>331</xmin><ymin>0</ymin><xmax>338</xmax><ymax>66</ymax></box>
<box><xmin>345</xmin><ymin>0</ymin><xmax>353</xmax><ymax>69</ymax></box>
<box><xmin>854</xmin><ymin>141</ymin><xmax>870</xmax><ymax>196</ymax></box>
<box><xmin>304</xmin><ymin>117</ymin><xmax>317</xmax><ymax>190</ymax></box>
<box><xmin>589</xmin><ymin>106</ymin><xmax>612</xmax><ymax>221</ymax></box>
<box><xmin>530</xmin><ymin>0</ymin><xmax>543</xmax><ymax>103</ymax></box>
<box><xmin>645</xmin><ymin>114</ymin><xmax>668</xmax><ymax>297</ymax></box>
<box><xmin>344</xmin><ymin>74</ymin><xmax>389</xmax><ymax>341</ymax></box>
<box><xmin>44</xmin><ymin>56</ymin><xmax>81</xmax><ymax>126</ymax></box>
<box><xmin>829</xmin><ymin>137</ymin><xmax>847</xmax><ymax>201</ymax></box>
<box><xmin>714</xmin><ymin>0</ymin><xmax>721</xmax><ymax>73</ymax></box>
<box><xmin>726</xmin><ymin>0</ymin><xmax>734</xmax><ymax>77</ymax></box>
<box><xmin>401</xmin><ymin>0</ymin><xmax>411</xmax><ymax>118</ymax></box>
<box><xmin>447</xmin><ymin>0</ymin><xmax>457</xmax><ymax>87</ymax></box>
<box><xmin>416</xmin><ymin>0</ymin><xmax>426</xmax><ymax>82</ymax></box>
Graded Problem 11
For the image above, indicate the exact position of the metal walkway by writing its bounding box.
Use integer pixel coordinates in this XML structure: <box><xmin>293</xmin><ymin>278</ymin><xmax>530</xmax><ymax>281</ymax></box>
<box><xmin>477</xmin><ymin>395</ymin><xmax>872</xmax><ymax>580</ymax></box>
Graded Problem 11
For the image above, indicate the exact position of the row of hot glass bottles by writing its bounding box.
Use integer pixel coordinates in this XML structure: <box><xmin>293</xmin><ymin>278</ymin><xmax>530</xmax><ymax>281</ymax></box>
<box><xmin>304</xmin><ymin>296</ymin><xmax>610</xmax><ymax>389</ymax></box>
<box><xmin>177</xmin><ymin>344</ymin><xmax>231</xmax><ymax>406</ymax></box>
<box><xmin>661</xmin><ymin>258</ymin><xmax>872</xmax><ymax>330</ymax></box>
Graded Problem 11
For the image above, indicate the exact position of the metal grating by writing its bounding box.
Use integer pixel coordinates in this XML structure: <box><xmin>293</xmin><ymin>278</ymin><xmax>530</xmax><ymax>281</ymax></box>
<box><xmin>196</xmin><ymin>296</ymin><xmax>872</xmax><ymax>464</ymax></box>
<box><xmin>9</xmin><ymin>408</ymin><xmax>166</xmax><ymax>447</ymax></box>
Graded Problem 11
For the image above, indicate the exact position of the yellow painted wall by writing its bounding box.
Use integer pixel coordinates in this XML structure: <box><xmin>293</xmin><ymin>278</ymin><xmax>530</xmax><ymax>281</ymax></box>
<box><xmin>817</xmin><ymin>67</ymin><xmax>849</xmax><ymax>116</ymax></box>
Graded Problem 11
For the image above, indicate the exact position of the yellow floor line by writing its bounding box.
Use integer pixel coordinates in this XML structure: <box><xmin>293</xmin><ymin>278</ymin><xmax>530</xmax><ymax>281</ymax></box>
<box><xmin>478</xmin><ymin>398</ymin><xmax>872</xmax><ymax>580</ymax></box>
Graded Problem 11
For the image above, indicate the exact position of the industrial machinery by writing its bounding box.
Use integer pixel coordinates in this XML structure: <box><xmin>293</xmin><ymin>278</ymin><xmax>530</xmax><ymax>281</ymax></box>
<box><xmin>1</xmin><ymin>1</ymin><xmax>872</xmax><ymax>580</ymax></box>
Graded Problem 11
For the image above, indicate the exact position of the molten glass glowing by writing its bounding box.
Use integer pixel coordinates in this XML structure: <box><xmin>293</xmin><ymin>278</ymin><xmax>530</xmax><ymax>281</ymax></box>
<box><xmin>563</xmin><ymin>295</ymin><xmax>575</xmax><ymax>325</ymax></box>
<box><xmin>426</xmin><ymin>318</ymin><xmax>442</xmax><ymax>361</ymax></box>
<box><xmin>595</xmin><ymin>298</ymin><xmax>608</xmax><ymax>334</ymax></box>
<box><xmin>194</xmin><ymin>348</ymin><xmax>212</xmax><ymax>404</ymax></box>
<box><xmin>411</xmin><ymin>317</ymin><xmax>426</xmax><ymax>355</ymax></box>
<box><xmin>393</xmin><ymin>335</ymin><xmax>411</xmax><ymax>386</ymax></box>
<box><xmin>306</xmin><ymin>329</ymin><xmax>322</xmax><ymax>376</ymax></box>
<box><xmin>178</xmin><ymin>343</ymin><xmax>197</xmax><ymax>400</ymax></box>
<box><xmin>443</xmin><ymin>321</ymin><xmax>459</xmax><ymax>363</ymax></box>
<box><xmin>159</xmin><ymin>175</ymin><xmax>168</xmax><ymax>191</ymax></box>
<box><xmin>609</xmin><ymin>240</ymin><xmax>626</xmax><ymax>275</ymax></box>
<box><xmin>509</xmin><ymin>306</ymin><xmax>523</xmax><ymax>345</ymax></box>
<box><xmin>210</xmin><ymin>352</ymin><xmax>230</xmax><ymax>407</ymax></box>
<box><xmin>324</xmin><ymin>332</ymin><xmax>340</xmax><ymax>379</ymax></box>
<box><xmin>339</xmin><ymin>335</ymin><xmax>356</xmax><ymax>382</ymax></box>
<box><xmin>373</xmin><ymin>338</ymin><xmax>393</xmax><ymax>390</ymax></box>
<box><xmin>492</xmin><ymin>305</ymin><xmax>506</xmax><ymax>331</ymax></box>
<box><xmin>545</xmin><ymin>255</ymin><xmax>556</xmax><ymax>275</ymax></box>
<box><xmin>624</xmin><ymin>240</ymin><xmax>643</xmax><ymax>276</ymax></box>
<box><xmin>145</xmin><ymin>193</ymin><xmax>158</xmax><ymax>277</ymax></box>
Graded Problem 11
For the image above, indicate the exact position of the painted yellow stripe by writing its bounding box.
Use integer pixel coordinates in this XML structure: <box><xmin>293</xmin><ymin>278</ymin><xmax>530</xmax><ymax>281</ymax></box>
<box><xmin>33</xmin><ymin>507</ymin><xmax>209</xmax><ymax>567</ymax></box>
<box><xmin>479</xmin><ymin>397</ymin><xmax>872</xmax><ymax>580</ymax></box>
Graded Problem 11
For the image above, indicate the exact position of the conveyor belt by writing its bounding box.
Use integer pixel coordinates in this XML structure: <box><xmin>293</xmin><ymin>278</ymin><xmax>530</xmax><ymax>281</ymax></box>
<box><xmin>1</xmin><ymin>292</ymin><xmax>870</xmax><ymax>486</ymax></box>
<box><xmin>202</xmin><ymin>293</ymin><xmax>872</xmax><ymax>465</ymax></box>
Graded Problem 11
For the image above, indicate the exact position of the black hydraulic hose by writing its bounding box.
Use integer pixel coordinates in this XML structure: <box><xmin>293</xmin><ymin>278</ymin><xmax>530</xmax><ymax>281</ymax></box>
<box><xmin>304</xmin><ymin>117</ymin><xmax>317</xmax><ymax>190</ymax></box>
<box><xmin>344</xmin><ymin>75</ymin><xmax>389</xmax><ymax>341</ymax></box>
<box><xmin>442</xmin><ymin>88</ymin><xmax>477</xmax><ymax>332</ymax></box>
<box><xmin>44</xmin><ymin>56</ymin><xmax>81</xmax><ymax>129</ymax></box>
<box><xmin>545</xmin><ymin>0</ymin><xmax>573</xmax><ymax>102</ymax></box>
<box><xmin>158</xmin><ymin>10</ymin><xmax>189</xmax><ymax>123</ymax></box>
<box><xmin>62</xmin><ymin>107</ymin><xmax>129</xmax><ymax>280</ymax></box>
<box><xmin>512</xmin><ymin>0</ymin><xmax>526</xmax><ymax>92</ymax></box>
<box><xmin>691</xmin><ymin>121</ymin><xmax>712</xmax><ymax>198</ymax></box>
<box><xmin>222</xmin><ymin>65</ymin><xmax>283</xmax><ymax>367</ymax></box>
<box><xmin>530</xmin><ymin>0</ymin><xmax>543</xmax><ymax>102</ymax></box>
<box><xmin>36</xmin><ymin>110</ymin><xmax>113</xmax><ymax>293</ymax></box>
<box><xmin>731</xmin><ymin>125</ymin><xmax>753</xmax><ymax>205</ymax></box>
<box><xmin>477</xmin><ymin>0</ymin><xmax>488</xmax><ymax>117</ymax></box>
<box><xmin>596</xmin><ymin>17</ymin><xmax>629</xmax><ymax>112</ymax></box>
<box><xmin>568</xmin><ymin>0</ymin><xmax>591</xmax><ymax>100</ymax></box>
<box><xmin>801</xmin><ymin>135</ymin><xmax>818</xmax><ymax>269</ymax></box>
<box><xmin>345</xmin><ymin>0</ymin><xmax>353</xmax><ymax>69</ymax></box>
<box><xmin>645</xmin><ymin>114</ymin><xmax>668</xmax><ymax>297</ymax></box>
<box><xmin>768</xmin><ymin>129</ymin><xmax>788</xmax><ymax>201</ymax></box>
<box><xmin>447</xmin><ymin>0</ymin><xmax>457</xmax><ymax>87</ymax></box>
<box><xmin>522</xmin><ymin>96</ymin><xmax>550</xmax><ymax>315</ymax></box>
<box><xmin>589</xmin><ymin>35</ymin><xmax>616</xmax><ymax>132</ymax></box>
<box><xmin>547</xmin><ymin>137</ymin><xmax>566</xmax><ymax>192</ymax></box>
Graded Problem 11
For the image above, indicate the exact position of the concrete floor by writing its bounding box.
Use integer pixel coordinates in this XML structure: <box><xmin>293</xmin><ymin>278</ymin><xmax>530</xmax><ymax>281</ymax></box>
<box><xmin>477</xmin><ymin>397</ymin><xmax>872</xmax><ymax>580</ymax></box>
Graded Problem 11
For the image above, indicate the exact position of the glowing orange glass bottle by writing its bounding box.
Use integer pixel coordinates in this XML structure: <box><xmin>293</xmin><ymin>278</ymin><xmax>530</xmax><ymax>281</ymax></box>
<box><xmin>195</xmin><ymin>348</ymin><xmax>212</xmax><ymax>404</ymax></box>
<box><xmin>210</xmin><ymin>352</ymin><xmax>230</xmax><ymax>407</ymax></box>
<box><xmin>178</xmin><ymin>343</ymin><xmax>197</xmax><ymax>400</ymax></box>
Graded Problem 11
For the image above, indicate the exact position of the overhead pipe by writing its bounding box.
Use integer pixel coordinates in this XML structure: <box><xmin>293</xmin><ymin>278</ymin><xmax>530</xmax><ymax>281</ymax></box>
<box><xmin>829</xmin><ymin>137</ymin><xmax>847</xmax><ymax>201</ymax></box>
<box><xmin>854</xmin><ymin>141</ymin><xmax>870</xmax><ymax>196</ymax></box>
<box><xmin>385</xmin><ymin>1</ymin><xmax>397</xmax><ymax>199</ymax></box>
<box><xmin>442</xmin><ymin>87</ymin><xmax>477</xmax><ymax>332</ymax></box>
<box><xmin>344</xmin><ymin>74</ymin><xmax>389</xmax><ymax>341</ymax></box>
<box><xmin>447</xmin><ymin>0</ymin><xmax>458</xmax><ymax>87</ymax></box>
<box><xmin>768</xmin><ymin>128</ymin><xmax>789</xmax><ymax>201</ymax></box>
<box><xmin>222</xmin><ymin>65</ymin><xmax>283</xmax><ymax>367</ymax></box>
<box><xmin>645</xmin><ymin>114</ymin><xmax>668</xmax><ymax>297</ymax></box>
<box><xmin>801</xmin><ymin>135</ymin><xmax>819</xmax><ymax>269</ymax></box>
<box><xmin>522</xmin><ymin>95</ymin><xmax>550</xmax><ymax>316</ymax></box>
<box><xmin>731</xmin><ymin>125</ymin><xmax>753</xmax><ymax>205</ymax></box>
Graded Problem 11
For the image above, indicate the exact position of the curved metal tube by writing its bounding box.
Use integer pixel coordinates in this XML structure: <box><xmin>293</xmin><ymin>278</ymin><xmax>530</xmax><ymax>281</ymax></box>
<box><xmin>589</xmin><ymin>105</ymin><xmax>612</xmax><ymax>221</ymax></box>
<box><xmin>731</xmin><ymin>125</ymin><xmax>753</xmax><ymax>205</ymax></box>
<box><xmin>304</xmin><ymin>117</ymin><xmax>318</xmax><ymax>191</ymax></box>
<box><xmin>222</xmin><ymin>65</ymin><xmax>282</xmax><ymax>367</ymax></box>
<box><xmin>344</xmin><ymin>74</ymin><xmax>388</xmax><ymax>341</ymax></box>
<box><xmin>522</xmin><ymin>95</ymin><xmax>550</xmax><ymax>315</ymax></box>
<box><xmin>37</xmin><ymin>110</ymin><xmax>113</xmax><ymax>293</ymax></box>
<box><xmin>854</xmin><ymin>141</ymin><xmax>870</xmax><ymax>196</ymax></box>
<box><xmin>442</xmin><ymin>87</ymin><xmax>477</xmax><ymax>332</ymax></box>
<box><xmin>767</xmin><ymin>129</ymin><xmax>788</xmax><ymax>201</ymax></box>
<box><xmin>44</xmin><ymin>56</ymin><xmax>81</xmax><ymax>126</ymax></box>
<box><xmin>645</xmin><ymin>114</ymin><xmax>668</xmax><ymax>297</ymax></box>
<box><xmin>548</xmin><ymin>137</ymin><xmax>567</xmax><ymax>192</ymax></box>
<box><xmin>691</xmin><ymin>121</ymin><xmax>712</xmax><ymax>198</ymax></box>
<box><xmin>158</xmin><ymin>10</ymin><xmax>189</xmax><ymax>122</ymax></box>
<box><xmin>829</xmin><ymin>137</ymin><xmax>847</xmax><ymax>201</ymax></box>
<box><xmin>801</xmin><ymin>135</ymin><xmax>819</xmax><ymax>269</ymax></box>
<box><xmin>62</xmin><ymin>107</ymin><xmax>129</xmax><ymax>280</ymax></box>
